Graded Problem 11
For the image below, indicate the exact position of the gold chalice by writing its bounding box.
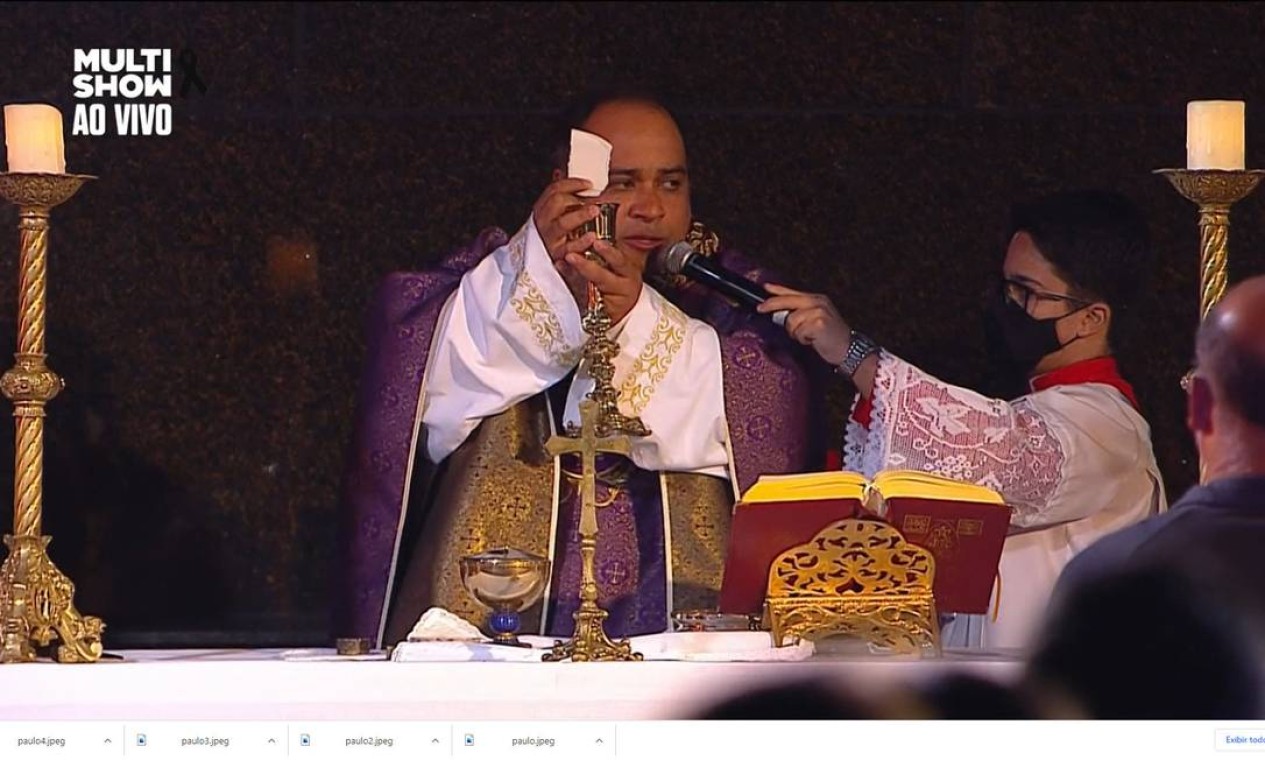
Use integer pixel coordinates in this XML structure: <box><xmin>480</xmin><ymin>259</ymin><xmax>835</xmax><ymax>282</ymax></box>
<box><xmin>460</xmin><ymin>548</ymin><xmax>550</xmax><ymax>647</ymax></box>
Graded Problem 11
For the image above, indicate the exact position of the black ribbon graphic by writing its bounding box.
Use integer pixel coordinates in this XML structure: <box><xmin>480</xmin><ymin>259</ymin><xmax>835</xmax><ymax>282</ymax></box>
<box><xmin>178</xmin><ymin>48</ymin><xmax>207</xmax><ymax>97</ymax></box>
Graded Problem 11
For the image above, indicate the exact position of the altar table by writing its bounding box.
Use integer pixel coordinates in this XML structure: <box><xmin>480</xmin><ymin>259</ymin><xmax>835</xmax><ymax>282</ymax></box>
<box><xmin>0</xmin><ymin>648</ymin><xmax>1024</xmax><ymax>720</ymax></box>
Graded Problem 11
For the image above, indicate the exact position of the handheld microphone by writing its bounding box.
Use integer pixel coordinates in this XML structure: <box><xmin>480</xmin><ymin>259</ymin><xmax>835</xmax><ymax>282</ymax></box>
<box><xmin>655</xmin><ymin>241</ymin><xmax>788</xmax><ymax>326</ymax></box>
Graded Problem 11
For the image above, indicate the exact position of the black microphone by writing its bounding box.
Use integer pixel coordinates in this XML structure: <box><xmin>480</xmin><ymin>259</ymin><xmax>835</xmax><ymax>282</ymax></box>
<box><xmin>654</xmin><ymin>241</ymin><xmax>788</xmax><ymax>326</ymax></box>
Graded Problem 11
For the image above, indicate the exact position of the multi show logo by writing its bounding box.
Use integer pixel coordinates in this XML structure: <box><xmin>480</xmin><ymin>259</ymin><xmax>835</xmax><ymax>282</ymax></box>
<box><xmin>71</xmin><ymin>48</ymin><xmax>173</xmax><ymax>136</ymax></box>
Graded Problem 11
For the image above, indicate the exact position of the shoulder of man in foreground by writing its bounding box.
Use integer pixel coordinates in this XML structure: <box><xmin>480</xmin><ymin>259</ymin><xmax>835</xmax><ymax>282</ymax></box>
<box><xmin>1053</xmin><ymin>485</ymin><xmax>1218</xmax><ymax>601</ymax></box>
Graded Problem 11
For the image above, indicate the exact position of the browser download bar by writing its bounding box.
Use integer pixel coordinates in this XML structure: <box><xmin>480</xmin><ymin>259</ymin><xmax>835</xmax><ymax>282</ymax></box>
<box><xmin>0</xmin><ymin>721</ymin><xmax>1260</xmax><ymax>759</ymax></box>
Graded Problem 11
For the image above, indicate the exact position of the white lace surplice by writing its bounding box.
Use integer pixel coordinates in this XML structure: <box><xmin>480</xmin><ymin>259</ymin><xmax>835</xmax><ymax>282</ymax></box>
<box><xmin>843</xmin><ymin>352</ymin><xmax>1165</xmax><ymax>650</ymax></box>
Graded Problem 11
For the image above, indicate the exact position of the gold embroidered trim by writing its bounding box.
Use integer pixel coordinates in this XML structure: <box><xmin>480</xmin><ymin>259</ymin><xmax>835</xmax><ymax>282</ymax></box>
<box><xmin>650</xmin><ymin>220</ymin><xmax>721</xmax><ymax>293</ymax></box>
<box><xmin>618</xmin><ymin>296</ymin><xmax>688</xmax><ymax>415</ymax></box>
<box><xmin>508</xmin><ymin>229</ymin><xmax>576</xmax><ymax>364</ymax></box>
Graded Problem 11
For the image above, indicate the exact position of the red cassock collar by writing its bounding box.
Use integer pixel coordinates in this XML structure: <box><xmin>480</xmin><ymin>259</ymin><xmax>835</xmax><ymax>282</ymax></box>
<box><xmin>1028</xmin><ymin>356</ymin><xmax>1139</xmax><ymax>410</ymax></box>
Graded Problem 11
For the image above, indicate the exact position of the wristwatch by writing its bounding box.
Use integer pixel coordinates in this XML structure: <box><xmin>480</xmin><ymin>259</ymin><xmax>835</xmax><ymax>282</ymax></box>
<box><xmin>837</xmin><ymin>330</ymin><xmax>880</xmax><ymax>378</ymax></box>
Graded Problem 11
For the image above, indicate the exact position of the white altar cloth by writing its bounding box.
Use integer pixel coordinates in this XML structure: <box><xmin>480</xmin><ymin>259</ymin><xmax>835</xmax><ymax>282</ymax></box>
<box><xmin>0</xmin><ymin>648</ymin><xmax>1024</xmax><ymax>720</ymax></box>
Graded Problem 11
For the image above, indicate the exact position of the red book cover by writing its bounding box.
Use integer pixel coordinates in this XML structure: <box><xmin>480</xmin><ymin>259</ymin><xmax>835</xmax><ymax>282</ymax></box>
<box><xmin>717</xmin><ymin>498</ymin><xmax>859</xmax><ymax>614</ymax></box>
<box><xmin>717</xmin><ymin>495</ymin><xmax>1009</xmax><ymax>615</ymax></box>
<box><xmin>883</xmin><ymin>496</ymin><xmax>1009</xmax><ymax>614</ymax></box>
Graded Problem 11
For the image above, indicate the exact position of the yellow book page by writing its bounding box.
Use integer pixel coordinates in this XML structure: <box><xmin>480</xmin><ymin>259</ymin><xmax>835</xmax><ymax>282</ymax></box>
<box><xmin>870</xmin><ymin>470</ymin><xmax>1004</xmax><ymax>505</ymax></box>
<box><xmin>740</xmin><ymin>471</ymin><xmax>868</xmax><ymax>503</ymax></box>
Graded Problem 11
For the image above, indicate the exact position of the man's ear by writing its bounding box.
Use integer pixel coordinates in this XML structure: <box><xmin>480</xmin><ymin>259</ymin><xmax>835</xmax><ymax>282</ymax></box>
<box><xmin>551</xmin><ymin>168</ymin><xmax>564</xmax><ymax>182</ymax></box>
<box><xmin>1187</xmin><ymin>375</ymin><xmax>1214</xmax><ymax>435</ymax></box>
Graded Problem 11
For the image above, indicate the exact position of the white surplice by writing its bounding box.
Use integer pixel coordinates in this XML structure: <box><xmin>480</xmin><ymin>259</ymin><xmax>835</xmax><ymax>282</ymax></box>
<box><xmin>418</xmin><ymin>217</ymin><xmax>732</xmax><ymax>480</ymax></box>
<box><xmin>843</xmin><ymin>352</ymin><xmax>1166</xmax><ymax>650</ymax></box>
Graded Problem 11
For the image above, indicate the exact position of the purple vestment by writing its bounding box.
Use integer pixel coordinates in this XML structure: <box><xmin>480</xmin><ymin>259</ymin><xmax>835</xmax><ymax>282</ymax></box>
<box><xmin>333</xmin><ymin>226</ymin><xmax>824</xmax><ymax>643</ymax></box>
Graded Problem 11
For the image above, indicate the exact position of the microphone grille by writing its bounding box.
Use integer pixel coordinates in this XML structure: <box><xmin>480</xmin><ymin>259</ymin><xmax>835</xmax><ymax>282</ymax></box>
<box><xmin>658</xmin><ymin>241</ymin><xmax>694</xmax><ymax>275</ymax></box>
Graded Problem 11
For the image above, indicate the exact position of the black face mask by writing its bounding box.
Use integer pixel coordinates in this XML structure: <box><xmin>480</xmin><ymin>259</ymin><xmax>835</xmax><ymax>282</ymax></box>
<box><xmin>985</xmin><ymin>293</ymin><xmax>1085</xmax><ymax>376</ymax></box>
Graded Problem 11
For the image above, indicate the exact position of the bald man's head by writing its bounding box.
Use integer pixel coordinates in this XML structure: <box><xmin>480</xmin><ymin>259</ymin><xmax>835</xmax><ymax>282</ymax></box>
<box><xmin>1196</xmin><ymin>275</ymin><xmax>1265</xmax><ymax>429</ymax></box>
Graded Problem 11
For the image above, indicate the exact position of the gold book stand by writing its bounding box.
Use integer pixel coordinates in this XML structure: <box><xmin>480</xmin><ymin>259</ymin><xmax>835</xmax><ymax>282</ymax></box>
<box><xmin>764</xmin><ymin>518</ymin><xmax>941</xmax><ymax>656</ymax></box>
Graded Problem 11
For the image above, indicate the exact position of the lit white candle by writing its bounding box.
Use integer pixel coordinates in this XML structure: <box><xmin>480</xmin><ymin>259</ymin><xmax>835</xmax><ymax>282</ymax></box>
<box><xmin>1187</xmin><ymin>100</ymin><xmax>1245</xmax><ymax>170</ymax></box>
<box><xmin>3</xmin><ymin>104</ymin><xmax>65</xmax><ymax>174</ymax></box>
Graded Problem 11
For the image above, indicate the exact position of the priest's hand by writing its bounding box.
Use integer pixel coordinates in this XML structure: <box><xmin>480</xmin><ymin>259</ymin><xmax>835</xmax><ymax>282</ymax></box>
<box><xmin>531</xmin><ymin>178</ymin><xmax>600</xmax><ymax>305</ymax></box>
<box><xmin>757</xmin><ymin>284</ymin><xmax>852</xmax><ymax>365</ymax></box>
<box><xmin>565</xmin><ymin>240</ymin><xmax>645</xmax><ymax>324</ymax></box>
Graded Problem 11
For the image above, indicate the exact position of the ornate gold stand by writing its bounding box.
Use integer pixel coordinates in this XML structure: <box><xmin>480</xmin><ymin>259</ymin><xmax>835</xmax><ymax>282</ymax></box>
<box><xmin>0</xmin><ymin>173</ymin><xmax>103</xmax><ymax>663</ymax></box>
<box><xmin>542</xmin><ymin>203</ymin><xmax>647</xmax><ymax>662</ymax></box>
<box><xmin>1156</xmin><ymin>169</ymin><xmax>1265</xmax><ymax>483</ymax></box>
<box><xmin>542</xmin><ymin>396</ymin><xmax>644</xmax><ymax>662</ymax></box>
<box><xmin>765</xmin><ymin>519</ymin><xmax>940</xmax><ymax>656</ymax></box>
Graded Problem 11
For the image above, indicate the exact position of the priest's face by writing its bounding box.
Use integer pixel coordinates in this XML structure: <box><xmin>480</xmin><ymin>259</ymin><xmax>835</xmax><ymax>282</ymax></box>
<box><xmin>580</xmin><ymin>100</ymin><xmax>692</xmax><ymax>268</ymax></box>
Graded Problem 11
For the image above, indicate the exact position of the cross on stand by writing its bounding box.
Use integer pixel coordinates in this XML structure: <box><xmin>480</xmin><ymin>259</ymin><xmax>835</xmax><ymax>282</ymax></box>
<box><xmin>540</xmin><ymin>207</ymin><xmax>648</xmax><ymax>662</ymax></box>
<box><xmin>542</xmin><ymin>398</ymin><xmax>644</xmax><ymax>662</ymax></box>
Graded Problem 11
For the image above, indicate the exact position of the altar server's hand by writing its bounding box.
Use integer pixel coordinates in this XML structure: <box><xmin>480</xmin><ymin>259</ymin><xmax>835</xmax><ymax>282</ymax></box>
<box><xmin>565</xmin><ymin>240</ymin><xmax>645</xmax><ymax>324</ymax></box>
<box><xmin>758</xmin><ymin>284</ymin><xmax>852</xmax><ymax>365</ymax></box>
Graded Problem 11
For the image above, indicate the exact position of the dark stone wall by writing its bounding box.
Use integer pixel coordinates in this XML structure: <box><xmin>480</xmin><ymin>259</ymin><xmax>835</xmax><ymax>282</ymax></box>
<box><xmin>0</xmin><ymin>2</ymin><xmax>1261</xmax><ymax>646</ymax></box>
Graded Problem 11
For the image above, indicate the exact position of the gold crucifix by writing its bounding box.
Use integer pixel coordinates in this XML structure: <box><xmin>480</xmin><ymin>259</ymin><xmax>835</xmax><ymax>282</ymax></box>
<box><xmin>538</xmin><ymin>201</ymin><xmax>648</xmax><ymax>662</ymax></box>
<box><xmin>542</xmin><ymin>397</ymin><xmax>644</xmax><ymax>662</ymax></box>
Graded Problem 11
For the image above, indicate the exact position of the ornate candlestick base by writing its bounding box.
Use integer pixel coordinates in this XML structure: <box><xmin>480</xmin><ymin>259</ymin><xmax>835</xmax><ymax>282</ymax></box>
<box><xmin>542</xmin><ymin>398</ymin><xmax>645</xmax><ymax>663</ymax></box>
<box><xmin>0</xmin><ymin>535</ymin><xmax>103</xmax><ymax>662</ymax></box>
<box><xmin>0</xmin><ymin>173</ymin><xmax>104</xmax><ymax>663</ymax></box>
<box><xmin>542</xmin><ymin>523</ymin><xmax>644</xmax><ymax>662</ymax></box>
<box><xmin>542</xmin><ymin>592</ymin><xmax>643</xmax><ymax>663</ymax></box>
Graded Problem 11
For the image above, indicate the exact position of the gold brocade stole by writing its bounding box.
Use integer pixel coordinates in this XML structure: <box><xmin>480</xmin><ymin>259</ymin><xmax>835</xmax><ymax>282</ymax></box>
<box><xmin>382</xmin><ymin>394</ymin><xmax>733</xmax><ymax>645</ymax></box>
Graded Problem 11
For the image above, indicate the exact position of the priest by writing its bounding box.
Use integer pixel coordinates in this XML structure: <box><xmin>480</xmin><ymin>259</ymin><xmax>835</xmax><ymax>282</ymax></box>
<box><xmin>335</xmin><ymin>91</ymin><xmax>822</xmax><ymax>647</ymax></box>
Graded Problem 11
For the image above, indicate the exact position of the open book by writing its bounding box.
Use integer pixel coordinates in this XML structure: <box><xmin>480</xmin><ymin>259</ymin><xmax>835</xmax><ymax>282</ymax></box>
<box><xmin>718</xmin><ymin>470</ymin><xmax>1012</xmax><ymax>615</ymax></box>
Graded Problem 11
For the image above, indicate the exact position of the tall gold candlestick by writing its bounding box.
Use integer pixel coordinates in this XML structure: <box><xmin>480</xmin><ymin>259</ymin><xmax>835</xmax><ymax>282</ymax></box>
<box><xmin>1155</xmin><ymin>169</ymin><xmax>1265</xmax><ymax>319</ymax></box>
<box><xmin>1157</xmin><ymin>168</ymin><xmax>1265</xmax><ymax>484</ymax></box>
<box><xmin>0</xmin><ymin>172</ymin><xmax>104</xmax><ymax>663</ymax></box>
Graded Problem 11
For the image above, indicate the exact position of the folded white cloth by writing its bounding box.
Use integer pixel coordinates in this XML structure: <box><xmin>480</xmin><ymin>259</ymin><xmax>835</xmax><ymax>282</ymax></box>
<box><xmin>407</xmin><ymin>606</ymin><xmax>485</xmax><ymax>642</ymax></box>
